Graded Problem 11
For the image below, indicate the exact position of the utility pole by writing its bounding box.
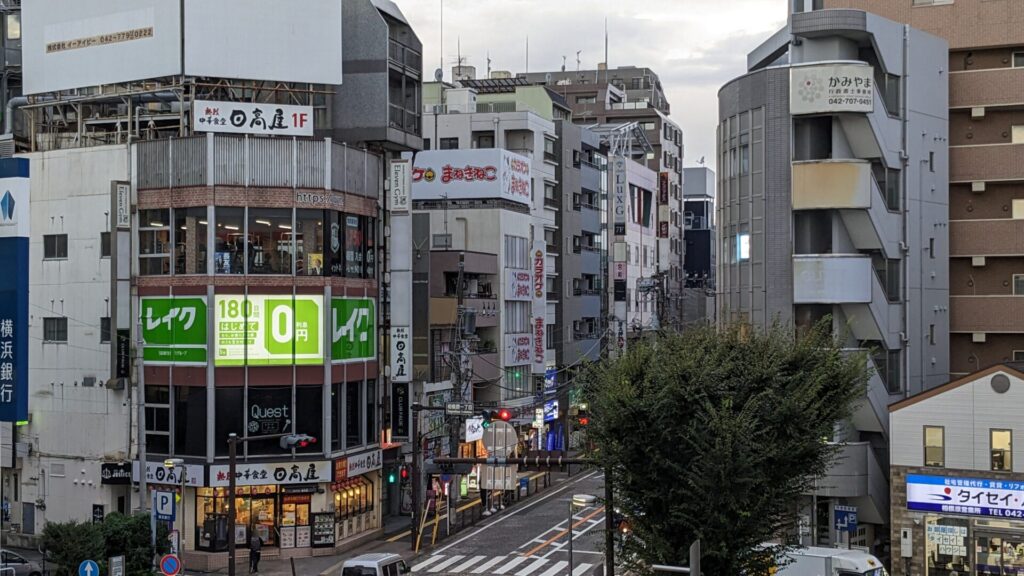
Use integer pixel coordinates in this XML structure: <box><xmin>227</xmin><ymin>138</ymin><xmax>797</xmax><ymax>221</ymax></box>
<box><xmin>448</xmin><ymin>252</ymin><xmax>471</xmax><ymax>528</ymax></box>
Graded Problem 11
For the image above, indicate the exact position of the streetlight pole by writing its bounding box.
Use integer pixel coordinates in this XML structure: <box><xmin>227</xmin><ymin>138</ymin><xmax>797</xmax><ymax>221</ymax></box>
<box><xmin>569</xmin><ymin>494</ymin><xmax>596</xmax><ymax>576</ymax></box>
<box><xmin>164</xmin><ymin>458</ymin><xmax>186</xmax><ymax>574</ymax></box>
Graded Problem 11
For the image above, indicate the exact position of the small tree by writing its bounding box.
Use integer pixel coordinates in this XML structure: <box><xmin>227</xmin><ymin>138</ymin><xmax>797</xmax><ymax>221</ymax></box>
<box><xmin>583</xmin><ymin>320</ymin><xmax>868</xmax><ymax>576</ymax></box>
<box><xmin>41</xmin><ymin>512</ymin><xmax>170</xmax><ymax>576</ymax></box>
<box><xmin>41</xmin><ymin>520</ymin><xmax>104</xmax><ymax>576</ymax></box>
<box><xmin>101</xmin><ymin>512</ymin><xmax>171</xmax><ymax>576</ymax></box>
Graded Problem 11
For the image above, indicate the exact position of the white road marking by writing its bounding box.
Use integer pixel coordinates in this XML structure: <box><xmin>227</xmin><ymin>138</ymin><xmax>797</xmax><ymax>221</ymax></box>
<box><xmin>412</xmin><ymin>556</ymin><xmax>447</xmax><ymax>572</ymax></box>
<box><xmin>471</xmin><ymin>557</ymin><xmax>508</xmax><ymax>574</ymax></box>
<box><xmin>494</xmin><ymin>556</ymin><xmax>530</xmax><ymax>575</ymax></box>
<box><xmin>572</xmin><ymin>563</ymin><xmax>594</xmax><ymax>576</ymax></box>
<box><xmin>516</xmin><ymin>558</ymin><xmax>549</xmax><ymax>576</ymax></box>
<box><xmin>537</xmin><ymin>561</ymin><xmax>569</xmax><ymax>576</ymax></box>
<box><xmin>428</xmin><ymin>556</ymin><xmax>467</xmax><ymax>573</ymax></box>
<box><xmin>434</xmin><ymin>470</ymin><xmax>602</xmax><ymax>554</ymax></box>
<box><xmin>449</xmin><ymin>556</ymin><xmax>487</xmax><ymax>573</ymax></box>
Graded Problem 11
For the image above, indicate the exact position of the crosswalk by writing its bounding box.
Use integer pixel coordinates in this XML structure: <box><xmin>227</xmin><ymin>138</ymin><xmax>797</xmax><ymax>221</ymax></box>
<box><xmin>411</xmin><ymin>554</ymin><xmax>596</xmax><ymax>576</ymax></box>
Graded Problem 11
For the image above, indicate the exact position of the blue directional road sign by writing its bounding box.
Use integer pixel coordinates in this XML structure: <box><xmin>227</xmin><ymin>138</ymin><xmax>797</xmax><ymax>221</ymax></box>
<box><xmin>835</xmin><ymin>505</ymin><xmax>858</xmax><ymax>533</ymax></box>
<box><xmin>154</xmin><ymin>490</ymin><xmax>176</xmax><ymax>522</ymax></box>
<box><xmin>78</xmin><ymin>560</ymin><xmax>99</xmax><ymax>576</ymax></box>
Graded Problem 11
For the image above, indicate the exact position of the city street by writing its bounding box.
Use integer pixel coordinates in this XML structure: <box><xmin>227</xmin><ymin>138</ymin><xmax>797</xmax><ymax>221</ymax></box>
<box><xmin>411</xmin><ymin>470</ymin><xmax>607</xmax><ymax>576</ymax></box>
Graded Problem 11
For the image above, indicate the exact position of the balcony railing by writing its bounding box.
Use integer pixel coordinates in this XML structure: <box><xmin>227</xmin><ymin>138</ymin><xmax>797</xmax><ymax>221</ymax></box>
<box><xmin>388</xmin><ymin>39</ymin><xmax>422</xmax><ymax>72</ymax></box>
<box><xmin>544</xmin><ymin>150</ymin><xmax>558</xmax><ymax>163</ymax></box>
<box><xmin>792</xmin><ymin>255</ymin><xmax>873</xmax><ymax>304</ymax></box>
<box><xmin>544</xmin><ymin>196</ymin><xmax>560</xmax><ymax>209</ymax></box>
<box><xmin>389</xmin><ymin>104</ymin><xmax>421</xmax><ymax>135</ymax></box>
<box><xmin>950</xmin><ymin>68</ymin><xmax>1024</xmax><ymax>109</ymax></box>
<box><xmin>951</xmin><ymin>143</ymin><xmax>1024</xmax><ymax>183</ymax></box>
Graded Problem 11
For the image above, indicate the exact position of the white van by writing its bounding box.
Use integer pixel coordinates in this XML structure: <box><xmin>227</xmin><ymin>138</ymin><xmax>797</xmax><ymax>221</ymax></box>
<box><xmin>341</xmin><ymin>553</ymin><xmax>411</xmax><ymax>576</ymax></box>
<box><xmin>776</xmin><ymin>547</ymin><xmax>886</xmax><ymax>576</ymax></box>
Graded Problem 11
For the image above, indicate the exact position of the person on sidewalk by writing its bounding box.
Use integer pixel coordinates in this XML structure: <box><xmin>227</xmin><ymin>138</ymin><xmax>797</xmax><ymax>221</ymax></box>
<box><xmin>248</xmin><ymin>533</ymin><xmax>264</xmax><ymax>574</ymax></box>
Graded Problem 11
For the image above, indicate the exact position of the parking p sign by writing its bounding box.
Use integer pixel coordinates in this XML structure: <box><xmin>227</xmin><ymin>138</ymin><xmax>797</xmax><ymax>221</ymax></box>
<box><xmin>153</xmin><ymin>490</ymin><xmax>176</xmax><ymax>522</ymax></box>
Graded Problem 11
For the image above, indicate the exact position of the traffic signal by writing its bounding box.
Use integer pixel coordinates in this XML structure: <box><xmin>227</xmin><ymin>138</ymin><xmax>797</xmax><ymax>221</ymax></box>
<box><xmin>387</xmin><ymin>468</ymin><xmax>397</xmax><ymax>484</ymax></box>
<box><xmin>279</xmin><ymin>434</ymin><xmax>317</xmax><ymax>450</ymax></box>
<box><xmin>578</xmin><ymin>416</ymin><xmax>590</xmax><ymax>426</ymax></box>
<box><xmin>481</xmin><ymin>410</ymin><xmax>493</xmax><ymax>429</ymax></box>
<box><xmin>399</xmin><ymin>465</ymin><xmax>410</xmax><ymax>484</ymax></box>
<box><xmin>497</xmin><ymin>408</ymin><xmax>512</xmax><ymax>422</ymax></box>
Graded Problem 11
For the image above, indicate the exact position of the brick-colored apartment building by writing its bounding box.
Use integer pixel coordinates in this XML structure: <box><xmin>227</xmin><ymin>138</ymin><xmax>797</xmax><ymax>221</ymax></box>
<box><xmin>823</xmin><ymin>0</ymin><xmax>1024</xmax><ymax>376</ymax></box>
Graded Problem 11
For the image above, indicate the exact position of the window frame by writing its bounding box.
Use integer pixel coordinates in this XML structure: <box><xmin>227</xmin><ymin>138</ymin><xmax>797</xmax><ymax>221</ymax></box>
<box><xmin>991</xmin><ymin>428</ymin><xmax>1013</xmax><ymax>471</ymax></box>
<box><xmin>100</xmin><ymin>317</ymin><xmax>111</xmax><ymax>344</ymax></box>
<box><xmin>100</xmin><ymin>231</ymin><xmax>111</xmax><ymax>259</ymax></box>
<box><xmin>923</xmin><ymin>425</ymin><xmax>945</xmax><ymax>468</ymax></box>
<box><xmin>1012</xmin><ymin>125</ymin><xmax>1024</xmax><ymax>145</ymax></box>
<box><xmin>1013</xmin><ymin>274</ymin><xmax>1024</xmax><ymax>296</ymax></box>
<box><xmin>1014</xmin><ymin>52</ymin><xmax>1024</xmax><ymax>69</ymax></box>
<box><xmin>43</xmin><ymin>234</ymin><xmax>69</xmax><ymax>260</ymax></box>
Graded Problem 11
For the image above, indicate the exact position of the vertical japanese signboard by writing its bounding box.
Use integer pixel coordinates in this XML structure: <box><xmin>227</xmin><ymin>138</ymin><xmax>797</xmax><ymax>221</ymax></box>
<box><xmin>330</xmin><ymin>298</ymin><xmax>376</xmax><ymax>363</ymax></box>
<box><xmin>0</xmin><ymin>159</ymin><xmax>29</xmax><ymax>422</ymax></box>
<box><xmin>531</xmin><ymin>241</ymin><xmax>546</xmax><ymax>375</ymax></box>
<box><xmin>612</xmin><ymin>156</ymin><xmax>627</xmax><ymax>235</ymax></box>
<box><xmin>140</xmin><ymin>297</ymin><xmax>208</xmax><ymax>365</ymax></box>
<box><xmin>389</xmin><ymin>159</ymin><xmax>411</xmax><ymax>213</ymax></box>
<box><xmin>390</xmin><ymin>327</ymin><xmax>410</xmax><ymax>383</ymax></box>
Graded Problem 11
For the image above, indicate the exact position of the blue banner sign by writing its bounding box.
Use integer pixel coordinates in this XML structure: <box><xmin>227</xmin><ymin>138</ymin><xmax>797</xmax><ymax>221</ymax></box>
<box><xmin>0</xmin><ymin>158</ymin><xmax>30</xmax><ymax>423</ymax></box>
<box><xmin>907</xmin><ymin>474</ymin><xmax>1024</xmax><ymax>519</ymax></box>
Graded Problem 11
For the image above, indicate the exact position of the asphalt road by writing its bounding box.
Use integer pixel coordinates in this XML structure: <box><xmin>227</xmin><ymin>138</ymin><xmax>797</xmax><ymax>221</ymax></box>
<box><xmin>410</xmin><ymin>470</ymin><xmax>607</xmax><ymax>576</ymax></box>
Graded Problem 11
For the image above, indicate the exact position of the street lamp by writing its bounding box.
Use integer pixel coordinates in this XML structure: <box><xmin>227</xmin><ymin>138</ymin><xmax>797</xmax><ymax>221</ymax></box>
<box><xmin>568</xmin><ymin>494</ymin><xmax>597</xmax><ymax>576</ymax></box>
<box><xmin>163</xmin><ymin>458</ymin><xmax>186</xmax><ymax>573</ymax></box>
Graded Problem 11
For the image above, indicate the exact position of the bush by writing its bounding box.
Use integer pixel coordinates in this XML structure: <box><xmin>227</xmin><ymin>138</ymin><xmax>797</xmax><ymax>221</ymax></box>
<box><xmin>41</xmin><ymin>512</ymin><xmax>170</xmax><ymax>576</ymax></box>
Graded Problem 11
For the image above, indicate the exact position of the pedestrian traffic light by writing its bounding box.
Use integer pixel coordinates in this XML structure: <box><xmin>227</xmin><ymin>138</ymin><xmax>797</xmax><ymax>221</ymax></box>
<box><xmin>279</xmin><ymin>434</ymin><xmax>317</xmax><ymax>450</ymax></box>
<box><xmin>400</xmin><ymin>465</ymin><xmax>410</xmax><ymax>482</ymax></box>
<box><xmin>497</xmin><ymin>408</ymin><xmax>512</xmax><ymax>422</ymax></box>
<box><xmin>387</xmin><ymin>468</ymin><xmax>397</xmax><ymax>484</ymax></box>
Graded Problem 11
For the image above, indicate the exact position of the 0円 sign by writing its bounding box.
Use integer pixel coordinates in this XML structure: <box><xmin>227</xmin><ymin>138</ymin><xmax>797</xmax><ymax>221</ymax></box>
<box><xmin>193</xmin><ymin>100</ymin><xmax>314</xmax><ymax>137</ymax></box>
<box><xmin>214</xmin><ymin>295</ymin><xmax>323</xmax><ymax>366</ymax></box>
<box><xmin>907</xmin><ymin>474</ymin><xmax>1024</xmax><ymax>519</ymax></box>
<box><xmin>141</xmin><ymin>297</ymin><xmax>208</xmax><ymax>365</ymax></box>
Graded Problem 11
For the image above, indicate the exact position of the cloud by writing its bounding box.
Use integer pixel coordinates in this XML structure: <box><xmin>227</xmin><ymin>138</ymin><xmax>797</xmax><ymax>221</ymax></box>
<box><xmin>392</xmin><ymin>0</ymin><xmax>786</xmax><ymax>170</ymax></box>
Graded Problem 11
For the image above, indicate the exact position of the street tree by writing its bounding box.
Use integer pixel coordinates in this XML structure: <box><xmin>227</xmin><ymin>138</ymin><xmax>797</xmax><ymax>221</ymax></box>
<box><xmin>582</xmin><ymin>320</ymin><xmax>868</xmax><ymax>576</ymax></box>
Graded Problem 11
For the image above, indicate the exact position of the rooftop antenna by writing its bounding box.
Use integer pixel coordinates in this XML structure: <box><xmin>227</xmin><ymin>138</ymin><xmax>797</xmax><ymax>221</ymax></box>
<box><xmin>576</xmin><ymin>50</ymin><xmax>582</xmax><ymax>73</ymax></box>
<box><xmin>439</xmin><ymin>0</ymin><xmax>444</xmax><ymax>81</ymax></box>
<box><xmin>487</xmin><ymin>51</ymin><xmax>492</xmax><ymax>78</ymax></box>
<box><xmin>525</xmin><ymin>35</ymin><xmax>529</xmax><ymax>74</ymax></box>
<box><xmin>561</xmin><ymin>55</ymin><xmax>566</xmax><ymax>73</ymax></box>
<box><xmin>699</xmin><ymin>156</ymin><xmax>705</xmax><ymax>165</ymax></box>
<box><xmin>604</xmin><ymin>17</ymin><xmax>609</xmax><ymax>83</ymax></box>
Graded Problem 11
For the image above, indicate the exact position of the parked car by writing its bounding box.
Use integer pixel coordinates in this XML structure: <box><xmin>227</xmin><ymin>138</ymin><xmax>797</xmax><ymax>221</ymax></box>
<box><xmin>340</xmin><ymin>553</ymin><xmax>410</xmax><ymax>576</ymax></box>
<box><xmin>0</xmin><ymin>551</ymin><xmax>42</xmax><ymax>576</ymax></box>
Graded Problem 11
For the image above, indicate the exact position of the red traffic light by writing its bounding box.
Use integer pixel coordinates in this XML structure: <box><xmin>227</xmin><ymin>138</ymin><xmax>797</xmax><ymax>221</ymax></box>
<box><xmin>400</xmin><ymin>466</ymin><xmax>409</xmax><ymax>480</ymax></box>
<box><xmin>578</xmin><ymin>417</ymin><xmax>590</xmax><ymax>426</ymax></box>
<box><xmin>298</xmin><ymin>436</ymin><xmax>317</xmax><ymax>448</ymax></box>
<box><xmin>497</xmin><ymin>409</ymin><xmax>512</xmax><ymax>422</ymax></box>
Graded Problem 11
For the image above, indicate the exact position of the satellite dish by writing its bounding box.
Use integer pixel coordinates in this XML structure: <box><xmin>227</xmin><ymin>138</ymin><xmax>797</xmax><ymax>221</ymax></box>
<box><xmin>434</xmin><ymin>68</ymin><xmax>444</xmax><ymax>82</ymax></box>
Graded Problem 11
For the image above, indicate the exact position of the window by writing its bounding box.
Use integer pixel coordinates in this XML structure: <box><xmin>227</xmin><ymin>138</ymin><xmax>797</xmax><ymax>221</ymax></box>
<box><xmin>575</xmin><ymin>95</ymin><xmax>596</xmax><ymax>104</ymax></box>
<box><xmin>248</xmin><ymin>207</ymin><xmax>292</xmax><ymax>275</ymax></box>
<box><xmin>504</xmin><ymin>235</ymin><xmax>529</xmax><ymax>269</ymax></box>
<box><xmin>1014</xmin><ymin>350</ymin><xmax>1024</xmax><ymax>362</ymax></box>
<box><xmin>43</xmin><ymin>234</ymin><xmax>68</xmax><ymax>259</ymax></box>
<box><xmin>146</xmin><ymin>386</ymin><xmax>171</xmax><ymax>455</ymax></box>
<box><xmin>736</xmin><ymin>233</ymin><xmax>751</xmax><ymax>261</ymax></box>
<box><xmin>212</xmin><ymin>207</ymin><xmax>244</xmax><ymax>274</ymax></box>
<box><xmin>991</xmin><ymin>429</ymin><xmax>1012</xmax><ymax>471</ymax></box>
<box><xmin>139</xmin><ymin>209</ymin><xmax>170</xmax><ymax>275</ymax></box>
<box><xmin>1013</xmin><ymin>125</ymin><xmax>1024</xmax><ymax>145</ymax></box>
<box><xmin>5</xmin><ymin>13</ymin><xmax>19</xmax><ymax>41</ymax></box>
<box><xmin>739</xmin><ymin>144</ymin><xmax>750</xmax><ymax>175</ymax></box>
<box><xmin>100</xmin><ymin>317</ymin><xmax>111</xmax><ymax>343</ymax></box>
<box><xmin>439</xmin><ymin>137</ymin><xmax>459</xmax><ymax>150</ymax></box>
<box><xmin>504</xmin><ymin>301</ymin><xmax>530</xmax><ymax>333</ymax></box>
<box><xmin>1014</xmin><ymin>275</ymin><xmax>1024</xmax><ymax>296</ymax></box>
<box><xmin>924</xmin><ymin>426</ymin><xmax>944</xmax><ymax>467</ymax></box>
<box><xmin>913</xmin><ymin>0</ymin><xmax>954</xmax><ymax>5</ymax></box>
<box><xmin>100</xmin><ymin>232</ymin><xmax>111</xmax><ymax>258</ymax></box>
<box><xmin>43</xmin><ymin>317</ymin><xmax>68</xmax><ymax>342</ymax></box>
<box><xmin>1015</xmin><ymin>52</ymin><xmax>1024</xmax><ymax>68</ymax></box>
<box><xmin>432</xmin><ymin>234</ymin><xmax>452</xmax><ymax>248</ymax></box>
<box><xmin>295</xmin><ymin>209</ymin><xmax>326</xmax><ymax>276</ymax></box>
<box><xmin>174</xmin><ymin>207</ymin><xmax>208</xmax><ymax>274</ymax></box>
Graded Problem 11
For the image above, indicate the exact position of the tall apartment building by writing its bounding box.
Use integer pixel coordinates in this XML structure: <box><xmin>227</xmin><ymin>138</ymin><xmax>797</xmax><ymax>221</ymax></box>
<box><xmin>819</xmin><ymin>0</ymin><xmax>1024</xmax><ymax>379</ymax></box>
<box><xmin>518</xmin><ymin>67</ymin><xmax>686</xmax><ymax>330</ymax></box>
<box><xmin>719</xmin><ymin>6</ymin><xmax>950</xmax><ymax>552</ymax></box>
<box><xmin>7</xmin><ymin>0</ymin><xmax>421</xmax><ymax>560</ymax></box>
<box><xmin>683</xmin><ymin>166</ymin><xmax>716</xmax><ymax>326</ymax></box>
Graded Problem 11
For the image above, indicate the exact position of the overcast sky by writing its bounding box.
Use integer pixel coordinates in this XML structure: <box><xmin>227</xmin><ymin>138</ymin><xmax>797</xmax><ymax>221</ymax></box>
<box><xmin>393</xmin><ymin>0</ymin><xmax>789</xmax><ymax>171</ymax></box>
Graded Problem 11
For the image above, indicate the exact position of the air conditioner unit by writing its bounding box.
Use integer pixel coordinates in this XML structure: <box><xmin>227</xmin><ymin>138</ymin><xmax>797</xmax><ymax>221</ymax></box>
<box><xmin>971</xmin><ymin>107</ymin><xmax>986</xmax><ymax>119</ymax></box>
<box><xmin>972</xmin><ymin>181</ymin><xmax>986</xmax><ymax>193</ymax></box>
<box><xmin>972</xmin><ymin>256</ymin><xmax>986</xmax><ymax>267</ymax></box>
<box><xmin>973</xmin><ymin>332</ymin><xmax>987</xmax><ymax>343</ymax></box>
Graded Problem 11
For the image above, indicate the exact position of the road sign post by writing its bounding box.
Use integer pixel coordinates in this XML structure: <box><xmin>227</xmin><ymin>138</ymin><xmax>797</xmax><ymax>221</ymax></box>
<box><xmin>445</xmin><ymin>402</ymin><xmax>474</xmax><ymax>417</ymax></box>
<box><xmin>154</xmin><ymin>490</ymin><xmax>176</xmax><ymax>522</ymax></box>
<box><xmin>109</xmin><ymin>556</ymin><xmax>125</xmax><ymax>576</ymax></box>
<box><xmin>834</xmin><ymin>505</ymin><xmax>858</xmax><ymax>549</ymax></box>
<box><xmin>78</xmin><ymin>560</ymin><xmax>99</xmax><ymax>576</ymax></box>
<box><xmin>159</xmin><ymin>554</ymin><xmax>181</xmax><ymax>576</ymax></box>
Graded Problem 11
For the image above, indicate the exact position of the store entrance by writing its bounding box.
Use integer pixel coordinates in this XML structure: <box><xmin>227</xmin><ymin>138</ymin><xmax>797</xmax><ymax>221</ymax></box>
<box><xmin>975</xmin><ymin>531</ymin><xmax>1024</xmax><ymax>576</ymax></box>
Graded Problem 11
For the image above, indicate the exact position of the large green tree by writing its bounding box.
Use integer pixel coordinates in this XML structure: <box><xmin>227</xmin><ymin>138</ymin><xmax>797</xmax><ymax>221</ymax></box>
<box><xmin>582</xmin><ymin>321</ymin><xmax>868</xmax><ymax>576</ymax></box>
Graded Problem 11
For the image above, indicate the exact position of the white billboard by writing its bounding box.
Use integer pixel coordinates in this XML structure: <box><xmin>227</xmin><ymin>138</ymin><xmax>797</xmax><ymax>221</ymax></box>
<box><xmin>412</xmin><ymin>149</ymin><xmax>532</xmax><ymax>206</ymax></box>
<box><xmin>193</xmin><ymin>100</ymin><xmax>314</xmax><ymax>137</ymax></box>
<box><xmin>184</xmin><ymin>0</ymin><xmax>343</xmax><ymax>85</ymax></box>
<box><xmin>24</xmin><ymin>0</ymin><xmax>182</xmax><ymax>95</ymax></box>
<box><xmin>790</xmin><ymin>63</ymin><xmax>874</xmax><ymax>115</ymax></box>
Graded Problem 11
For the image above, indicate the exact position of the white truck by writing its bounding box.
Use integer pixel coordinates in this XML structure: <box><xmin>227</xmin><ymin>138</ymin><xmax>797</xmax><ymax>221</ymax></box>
<box><xmin>774</xmin><ymin>546</ymin><xmax>886</xmax><ymax>576</ymax></box>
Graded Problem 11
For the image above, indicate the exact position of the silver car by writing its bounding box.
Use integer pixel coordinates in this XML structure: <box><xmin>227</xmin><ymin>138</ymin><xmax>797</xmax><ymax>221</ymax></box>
<box><xmin>0</xmin><ymin>551</ymin><xmax>43</xmax><ymax>576</ymax></box>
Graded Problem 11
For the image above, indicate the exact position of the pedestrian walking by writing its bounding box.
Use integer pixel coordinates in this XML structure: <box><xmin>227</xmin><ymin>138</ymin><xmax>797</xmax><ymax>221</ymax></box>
<box><xmin>248</xmin><ymin>532</ymin><xmax>263</xmax><ymax>574</ymax></box>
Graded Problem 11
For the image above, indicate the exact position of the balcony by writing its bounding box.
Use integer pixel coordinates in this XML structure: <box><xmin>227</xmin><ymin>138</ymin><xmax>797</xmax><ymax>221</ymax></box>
<box><xmin>388</xmin><ymin>39</ymin><xmax>422</xmax><ymax>76</ymax></box>
<box><xmin>810</xmin><ymin>441</ymin><xmax>889</xmax><ymax>525</ymax></box>
<box><xmin>951</xmin><ymin>296</ymin><xmax>1024</xmax><ymax>333</ymax></box>
<box><xmin>951</xmin><ymin>219</ymin><xmax>1024</xmax><ymax>256</ymax></box>
<box><xmin>951</xmin><ymin>143</ymin><xmax>1024</xmax><ymax>183</ymax></box>
<box><xmin>792</xmin><ymin>255</ymin><xmax>872</xmax><ymax>304</ymax></box>
<box><xmin>544</xmin><ymin>196</ymin><xmax>560</xmax><ymax>209</ymax></box>
<box><xmin>950</xmin><ymin>68</ymin><xmax>1024</xmax><ymax>109</ymax></box>
<box><xmin>388</xmin><ymin>105</ymin><xmax>421</xmax><ymax>135</ymax></box>
<box><xmin>792</xmin><ymin>160</ymin><xmax>871</xmax><ymax>210</ymax></box>
<box><xmin>429</xmin><ymin>296</ymin><xmax>499</xmax><ymax>328</ymax></box>
<box><xmin>847</xmin><ymin>351</ymin><xmax>891</xmax><ymax>438</ymax></box>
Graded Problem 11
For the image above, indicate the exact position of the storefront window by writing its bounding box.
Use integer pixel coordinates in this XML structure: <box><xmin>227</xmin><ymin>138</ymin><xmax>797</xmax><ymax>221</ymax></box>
<box><xmin>334</xmin><ymin>477</ymin><xmax>373</xmax><ymax>521</ymax></box>
<box><xmin>139</xmin><ymin>209</ymin><xmax>170</xmax><ymax>275</ymax></box>
<box><xmin>295</xmin><ymin>386</ymin><xmax>323</xmax><ymax>454</ymax></box>
<box><xmin>925</xmin><ymin>517</ymin><xmax>969</xmax><ymax>576</ymax></box>
<box><xmin>174</xmin><ymin>386</ymin><xmax>207</xmax><ymax>456</ymax></box>
<box><xmin>992</xmin><ymin>429</ymin><xmax>1013</xmax><ymax>471</ymax></box>
<box><xmin>345</xmin><ymin>215</ymin><xmax>365</xmax><ymax>278</ymax></box>
<box><xmin>281</xmin><ymin>494</ymin><xmax>311</xmax><ymax>527</ymax></box>
<box><xmin>174</xmin><ymin>207</ymin><xmax>208</xmax><ymax>274</ymax></box>
<box><xmin>296</xmin><ymin>209</ymin><xmax>326</xmax><ymax>276</ymax></box>
<box><xmin>346</xmin><ymin>381</ymin><xmax>362</xmax><ymax>449</ymax></box>
<box><xmin>213</xmin><ymin>207</ymin><xmax>245</xmax><ymax>275</ymax></box>
<box><xmin>248</xmin><ymin>208</ymin><xmax>293</xmax><ymax>275</ymax></box>
<box><xmin>248</xmin><ymin>387</ymin><xmax>294</xmax><ymax>455</ymax></box>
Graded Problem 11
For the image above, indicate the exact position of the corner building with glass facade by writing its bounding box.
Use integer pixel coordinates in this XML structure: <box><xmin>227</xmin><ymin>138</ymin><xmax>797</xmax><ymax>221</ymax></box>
<box><xmin>134</xmin><ymin>135</ymin><xmax>385</xmax><ymax>566</ymax></box>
